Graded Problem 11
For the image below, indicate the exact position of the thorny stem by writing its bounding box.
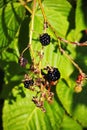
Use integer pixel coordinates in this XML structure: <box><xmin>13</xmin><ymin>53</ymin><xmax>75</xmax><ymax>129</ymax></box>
<box><xmin>38</xmin><ymin>0</ymin><xmax>86</xmax><ymax>75</ymax></box>
<box><xmin>47</xmin><ymin>21</ymin><xmax>87</xmax><ymax>46</ymax></box>
<box><xmin>19</xmin><ymin>0</ymin><xmax>32</xmax><ymax>14</ymax></box>
<box><xmin>20</xmin><ymin>0</ymin><xmax>43</xmax><ymax>77</ymax></box>
<box><xmin>38</xmin><ymin>0</ymin><xmax>47</xmax><ymax>23</ymax></box>
<box><xmin>38</xmin><ymin>0</ymin><xmax>48</xmax><ymax>33</ymax></box>
<box><xmin>36</xmin><ymin>0</ymin><xmax>45</xmax><ymax>77</ymax></box>
<box><xmin>38</xmin><ymin>49</ymin><xmax>44</xmax><ymax>77</ymax></box>
<box><xmin>19</xmin><ymin>0</ymin><xmax>36</xmax><ymax>61</ymax></box>
<box><xmin>19</xmin><ymin>0</ymin><xmax>33</xmax><ymax>56</ymax></box>
<box><xmin>28</xmin><ymin>0</ymin><xmax>36</xmax><ymax>62</ymax></box>
<box><xmin>59</xmin><ymin>46</ymin><xmax>83</xmax><ymax>74</ymax></box>
<box><xmin>29</xmin><ymin>0</ymin><xmax>43</xmax><ymax>78</ymax></box>
<box><xmin>58</xmin><ymin>37</ymin><xmax>87</xmax><ymax>47</ymax></box>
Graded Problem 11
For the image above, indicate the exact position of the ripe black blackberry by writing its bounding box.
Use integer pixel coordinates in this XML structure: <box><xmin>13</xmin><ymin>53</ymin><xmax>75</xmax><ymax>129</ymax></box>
<box><xmin>47</xmin><ymin>67</ymin><xmax>60</xmax><ymax>82</ymax></box>
<box><xmin>24</xmin><ymin>79</ymin><xmax>34</xmax><ymax>88</ymax></box>
<box><xmin>39</xmin><ymin>33</ymin><xmax>50</xmax><ymax>46</ymax></box>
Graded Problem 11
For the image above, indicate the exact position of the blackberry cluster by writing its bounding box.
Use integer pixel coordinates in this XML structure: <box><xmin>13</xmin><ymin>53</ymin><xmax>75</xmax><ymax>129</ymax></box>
<box><xmin>23</xmin><ymin>66</ymin><xmax>60</xmax><ymax>112</ymax></box>
<box><xmin>39</xmin><ymin>33</ymin><xmax>50</xmax><ymax>46</ymax></box>
<box><xmin>24</xmin><ymin>79</ymin><xmax>34</xmax><ymax>88</ymax></box>
<box><xmin>47</xmin><ymin>68</ymin><xmax>60</xmax><ymax>82</ymax></box>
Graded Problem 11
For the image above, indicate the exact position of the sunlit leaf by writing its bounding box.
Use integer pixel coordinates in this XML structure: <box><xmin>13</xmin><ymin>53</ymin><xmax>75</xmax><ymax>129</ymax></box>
<box><xmin>75</xmin><ymin>0</ymin><xmax>87</xmax><ymax>39</ymax></box>
<box><xmin>0</xmin><ymin>0</ymin><xmax>87</xmax><ymax>129</ymax></box>
<box><xmin>3</xmin><ymin>85</ymin><xmax>64</xmax><ymax>130</ymax></box>
<box><xmin>57</xmin><ymin>79</ymin><xmax>87</xmax><ymax>127</ymax></box>
<box><xmin>0</xmin><ymin>2</ymin><xmax>24</xmax><ymax>50</ymax></box>
<box><xmin>60</xmin><ymin>114</ymin><xmax>82</xmax><ymax>130</ymax></box>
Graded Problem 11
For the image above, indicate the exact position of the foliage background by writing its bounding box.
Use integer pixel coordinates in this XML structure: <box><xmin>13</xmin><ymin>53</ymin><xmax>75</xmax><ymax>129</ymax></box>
<box><xmin>0</xmin><ymin>0</ymin><xmax>87</xmax><ymax>130</ymax></box>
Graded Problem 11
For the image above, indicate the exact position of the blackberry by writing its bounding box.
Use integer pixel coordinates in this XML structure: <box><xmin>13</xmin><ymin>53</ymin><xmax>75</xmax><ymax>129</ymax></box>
<box><xmin>47</xmin><ymin>68</ymin><xmax>60</xmax><ymax>82</ymax></box>
<box><xmin>39</xmin><ymin>33</ymin><xmax>50</xmax><ymax>46</ymax></box>
<box><xmin>24</xmin><ymin>79</ymin><xmax>34</xmax><ymax>88</ymax></box>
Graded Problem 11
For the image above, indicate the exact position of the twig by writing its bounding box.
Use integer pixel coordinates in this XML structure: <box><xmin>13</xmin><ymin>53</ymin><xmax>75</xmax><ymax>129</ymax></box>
<box><xmin>59</xmin><ymin>46</ymin><xmax>84</xmax><ymax>75</ymax></box>
<box><xmin>38</xmin><ymin>0</ymin><xmax>47</xmax><ymax>23</ymax></box>
<box><xmin>20</xmin><ymin>45</ymin><xmax>29</xmax><ymax>56</ymax></box>
<box><xmin>28</xmin><ymin>0</ymin><xmax>36</xmax><ymax>61</ymax></box>
<box><xmin>19</xmin><ymin>0</ymin><xmax>35</xmax><ymax>59</ymax></box>
<box><xmin>58</xmin><ymin>37</ymin><xmax>87</xmax><ymax>46</ymax></box>
<box><xmin>19</xmin><ymin>0</ymin><xmax>32</xmax><ymax>14</ymax></box>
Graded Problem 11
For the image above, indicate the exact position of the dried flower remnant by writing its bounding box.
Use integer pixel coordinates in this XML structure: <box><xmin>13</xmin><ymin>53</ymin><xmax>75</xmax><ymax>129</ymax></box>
<box><xmin>19</xmin><ymin>56</ymin><xmax>28</xmax><ymax>67</ymax></box>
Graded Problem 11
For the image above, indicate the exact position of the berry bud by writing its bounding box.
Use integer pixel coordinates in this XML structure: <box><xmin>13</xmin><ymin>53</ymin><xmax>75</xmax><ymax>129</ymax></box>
<box><xmin>74</xmin><ymin>85</ymin><xmax>82</xmax><ymax>93</ymax></box>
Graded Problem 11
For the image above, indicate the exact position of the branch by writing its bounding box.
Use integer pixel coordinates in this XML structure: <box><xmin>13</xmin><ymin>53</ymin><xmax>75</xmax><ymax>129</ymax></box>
<box><xmin>38</xmin><ymin>0</ymin><xmax>86</xmax><ymax>75</ymax></box>
<box><xmin>19</xmin><ymin>0</ymin><xmax>32</xmax><ymax>14</ymax></box>
<box><xmin>59</xmin><ymin>46</ymin><xmax>84</xmax><ymax>75</ymax></box>
<box><xmin>58</xmin><ymin>37</ymin><xmax>87</xmax><ymax>46</ymax></box>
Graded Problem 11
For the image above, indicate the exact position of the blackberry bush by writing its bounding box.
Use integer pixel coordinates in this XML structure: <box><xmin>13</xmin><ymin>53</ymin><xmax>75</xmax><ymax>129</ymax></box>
<box><xmin>1</xmin><ymin>0</ymin><xmax>87</xmax><ymax>129</ymax></box>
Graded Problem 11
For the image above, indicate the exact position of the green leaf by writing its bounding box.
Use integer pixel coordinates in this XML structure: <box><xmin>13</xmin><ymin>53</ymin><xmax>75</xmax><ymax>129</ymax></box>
<box><xmin>60</xmin><ymin>114</ymin><xmax>82</xmax><ymax>130</ymax></box>
<box><xmin>36</xmin><ymin>0</ymin><xmax>74</xmax><ymax>37</ymax></box>
<box><xmin>0</xmin><ymin>0</ymin><xmax>17</xmax><ymax>8</ymax></box>
<box><xmin>1</xmin><ymin>0</ymin><xmax>87</xmax><ymax>129</ymax></box>
<box><xmin>0</xmin><ymin>2</ymin><xmax>24</xmax><ymax>51</ymax></box>
<box><xmin>0</xmin><ymin>3</ymin><xmax>27</xmax><ymax>100</ymax></box>
<box><xmin>56</xmin><ymin>79</ymin><xmax>87</xmax><ymax>127</ymax></box>
<box><xmin>75</xmin><ymin>0</ymin><xmax>87</xmax><ymax>38</ymax></box>
<box><xmin>3</xmin><ymin>85</ymin><xmax>64</xmax><ymax>130</ymax></box>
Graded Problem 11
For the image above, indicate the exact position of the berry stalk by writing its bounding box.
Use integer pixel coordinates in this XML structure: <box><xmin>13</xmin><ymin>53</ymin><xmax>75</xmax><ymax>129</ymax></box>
<box><xmin>59</xmin><ymin>46</ymin><xmax>84</xmax><ymax>75</ymax></box>
<box><xmin>38</xmin><ymin>0</ymin><xmax>47</xmax><ymax>24</ymax></box>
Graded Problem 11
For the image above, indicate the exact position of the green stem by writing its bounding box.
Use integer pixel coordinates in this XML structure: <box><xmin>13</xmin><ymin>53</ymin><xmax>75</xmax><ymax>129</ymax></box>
<box><xmin>59</xmin><ymin>46</ymin><xmax>83</xmax><ymax>74</ymax></box>
<box><xmin>38</xmin><ymin>0</ymin><xmax>47</xmax><ymax>23</ymax></box>
<box><xmin>29</xmin><ymin>0</ymin><xmax>36</xmax><ymax>61</ymax></box>
<box><xmin>19</xmin><ymin>0</ymin><xmax>32</xmax><ymax>14</ymax></box>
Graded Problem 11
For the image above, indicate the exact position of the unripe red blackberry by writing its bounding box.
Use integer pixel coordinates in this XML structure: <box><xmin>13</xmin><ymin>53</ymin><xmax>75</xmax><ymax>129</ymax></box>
<box><xmin>39</xmin><ymin>33</ymin><xmax>50</xmax><ymax>46</ymax></box>
<box><xmin>24</xmin><ymin>79</ymin><xmax>34</xmax><ymax>88</ymax></box>
<box><xmin>47</xmin><ymin>68</ymin><xmax>60</xmax><ymax>82</ymax></box>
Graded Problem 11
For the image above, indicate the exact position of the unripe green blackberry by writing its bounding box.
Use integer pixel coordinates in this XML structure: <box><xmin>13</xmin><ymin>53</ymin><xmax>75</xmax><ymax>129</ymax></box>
<box><xmin>39</xmin><ymin>33</ymin><xmax>50</xmax><ymax>46</ymax></box>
